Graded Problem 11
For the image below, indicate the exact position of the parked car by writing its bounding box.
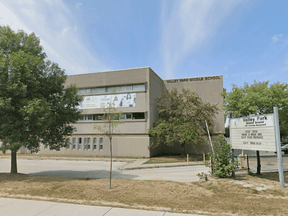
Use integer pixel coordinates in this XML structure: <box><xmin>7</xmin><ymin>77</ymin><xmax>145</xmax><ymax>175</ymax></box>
<box><xmin>281</xmin><ymin>144</ymin><xmax>288</xmax><ymax>154</ymax></box>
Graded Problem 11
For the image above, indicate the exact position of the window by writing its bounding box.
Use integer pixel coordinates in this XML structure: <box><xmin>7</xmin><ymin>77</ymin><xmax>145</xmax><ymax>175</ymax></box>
<box><xmin>84</xmin><ymin>137</ymin><xmax>87</xmax><ymax>150</ymax></box>
<box><xmin>72</xmin><ymin>137</ymin><xmax>76</xmax><ymax>149</ymax></box>
<box><xmin>87</xmin><ymin>137</ymin><xmax>91</xmax><ymax>150</ymax></box>
<box><xmin>93</xmin><ymin>114</ymin><xmax>104</xmax><ymax>120</ymax></box>
<box><xmin>116</xmin><ymin>86</ymin><xmax>125</xmax><ymax>92</ymax></box>
<box><xmin>78</xmin><ymin>137</ymin><xmax>82</xmax><ymax>150</ymax></box>
<box><xmin>78</xmin><ymin>115</ymin><xmax>85</xmax><ymax>121</ymax></box>
<box><xmin>133</xmin><ymin>112</ymin><xmax>145</xmax><ymax>119</ymax></box>
<box><xmin>66</xmin><ymin>138</ymin><xmax>70</xmax><ymax>150</ymax></box>
<box><xmin>132</xmin><ymin>84</ymin><xmax>145</xmax><ymax>91</ymax></box>
<box><xmin>85</xmin><ymin>88</ymin><xmax>91</xmax><ymax>94</ymax></box>
<box><xmin>107</xmin><ymin>86</ymin><xmax>116</xmax><ymax>93</ymax></box>
<box><xmin>99</xmin><ymin>137</ymin><xmax>103</xmax><ymax>150</ymax></box>
<box><xmin>125</xmin><ymin>85</ymin><xmax>132</xmax><ymax>91</ymax></box>
<box><xmin>116</xmin><ymin>113</ymin><xmax>145</xmax><ymax>120</ymax></box>
<box><xmin>91</xmin><ymin>87</ymin><xmax>105</xmax><ymax>94</ymax></box>
<box><xmin>77</xmin><ymin>89</ymin><xmax>86</xmax><ymax>95</ymax></box>
<box><xmin>93</xmin><ymin>137</ymin><xmax>97</xmax><ymax>150</ymax></box>
<box><xmin>77</xmin><ymin>84</ymin><xmax>145</xmax><ymax>95</ymax></box>
<box><xmin>126</xmin><ymin>113</ymin><xmax>132</xmax><ymax>119</ymax></box>
<box><xmin>119</xmin><ymin>114</ymin><xmax>126</xmax><ymax>120</ymax></box>
<box><xmin>79</xmin><ymin>115</ymin><xmax>93</xmax><ymax>121</ymax></box>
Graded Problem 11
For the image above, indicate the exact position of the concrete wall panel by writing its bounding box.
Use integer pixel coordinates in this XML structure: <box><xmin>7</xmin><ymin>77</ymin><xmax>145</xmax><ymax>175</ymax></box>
<box><xmin>38</xmin><ymin>135</ymin><xmax>150</xmax><ymax>157</ymax></box>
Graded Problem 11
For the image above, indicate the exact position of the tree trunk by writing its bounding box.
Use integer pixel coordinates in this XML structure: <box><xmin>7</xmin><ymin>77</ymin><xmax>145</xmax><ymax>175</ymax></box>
<box><xmin>11</xmin><ymin>150</ymin><xmax>17</xmax><ymax>174</ymax></box>
<box><xmin>256</xmin><ymin>150</ymin><xmax>261</xmax><ymax>175</ymax></box>
<box><xmin>182</xmin><ymin>143</ymin><xmax>186</xmax><ymax>155</ymax></box>
<box><xmin>109</xmin><ymin>138</ymin><xmax>112</xmax><ymax>189</ymax></box>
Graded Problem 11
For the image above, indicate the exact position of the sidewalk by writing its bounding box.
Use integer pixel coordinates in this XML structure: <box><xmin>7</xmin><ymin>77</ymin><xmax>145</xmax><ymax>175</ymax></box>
<box><xmin>120</xmin><ymin>160</ymin><xmax>204</xmax><ymax>170</ymax></box>
<box><xmin>0</xmin><ymin>154</ymin><xmax>135</xmax><ymax>163</ymax></box>
<box><xmin>0</xmin><ymin>197</ymin><xmax>205</xmax><ymax>216</ymax></box>
<box><xmin>1</xmin><ymin>154</ymin><xmax>206</xmax><ymax>170</ymax></box>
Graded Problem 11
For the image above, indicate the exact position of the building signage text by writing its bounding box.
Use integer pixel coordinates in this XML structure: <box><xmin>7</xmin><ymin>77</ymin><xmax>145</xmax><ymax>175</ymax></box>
<box><xmin>166</xmin><ymin>76</ymin><xmax>221</xmax><ymax>83</ymax></box>
<box><xmin>230</xmin><ymin>114</ymin><xmax>276</xmax><ymax>152</ymax></box>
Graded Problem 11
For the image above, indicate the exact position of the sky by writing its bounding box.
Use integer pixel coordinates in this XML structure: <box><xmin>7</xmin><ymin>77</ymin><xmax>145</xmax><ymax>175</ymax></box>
<box><xmin>0</xmin><ymin>0</ymin><xmax>288</xmax><ymax>92</ymax></box>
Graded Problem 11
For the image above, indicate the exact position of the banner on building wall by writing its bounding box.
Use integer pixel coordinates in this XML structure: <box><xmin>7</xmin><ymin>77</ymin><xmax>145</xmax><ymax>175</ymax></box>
<box><xmin>78</xmin><ymin>93</ymin><xmax>136</xmax><ymax>109</ymax></box>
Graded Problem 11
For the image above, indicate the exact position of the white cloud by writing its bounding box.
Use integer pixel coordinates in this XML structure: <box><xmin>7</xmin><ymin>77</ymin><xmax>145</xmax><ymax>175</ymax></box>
<box><xmin>76</xmin><ymin>3</ymin><xmax>82</xmax><ymax>9</ymax></box>
<box><xmin>161</xmin><ymin>0</ymin><xmax>244</xmax><ymax>79</ymax></box>
<box><xmin>271</xmin><ymin>34</ymin><xmax>283</xmax><ymax>43</ymax></box>
<box><xmin>0</xmin><ymin>0</ymin><xmax>108</xmax><ymax>75</ymax></box>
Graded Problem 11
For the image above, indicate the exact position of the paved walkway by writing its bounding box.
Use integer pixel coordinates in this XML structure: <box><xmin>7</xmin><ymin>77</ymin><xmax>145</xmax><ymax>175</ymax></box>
<box><xmin>0</xmin><ymin>198</ymin><xmax>204</xmax><ymax>216</ymax></box>
<box><xmin>119</xmin><ymin>160</ymin><xmax>204</xmax><ymax>170</ymax></box>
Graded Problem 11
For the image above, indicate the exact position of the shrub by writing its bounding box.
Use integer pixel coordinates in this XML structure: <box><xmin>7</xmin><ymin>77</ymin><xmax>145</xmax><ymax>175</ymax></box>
<box><xmin>208</xmin><ymin>134</ymin><xmax>238</xmax><ymax>178</ymax></box>
<box><xmin>197</xmin><ymin>172</ymin><xmax>208</xmax><ymax>181</ymax></box>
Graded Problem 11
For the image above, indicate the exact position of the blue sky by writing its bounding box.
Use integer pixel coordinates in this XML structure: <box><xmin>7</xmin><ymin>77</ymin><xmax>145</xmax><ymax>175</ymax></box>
<box><xmin>0</xmin><ymin>0</ymin><xmax>288</xmax><ymax>92</ymax></box>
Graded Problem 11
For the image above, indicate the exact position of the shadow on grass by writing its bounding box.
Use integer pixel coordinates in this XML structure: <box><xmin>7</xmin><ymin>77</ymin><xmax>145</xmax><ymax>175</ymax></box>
<box><xmin>0</xmin><ymin>170</ymin><xmax>138</xmax><ymax>183</ymax></box>
<box><xmin>246</xmin><ymin>171</ymin><xmax>288</xmax><ymax>183</ymax></box>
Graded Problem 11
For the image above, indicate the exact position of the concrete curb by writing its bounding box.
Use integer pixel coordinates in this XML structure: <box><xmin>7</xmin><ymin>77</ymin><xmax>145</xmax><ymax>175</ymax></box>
<box><xmin>119</xmin><ymin>162</ymin><xmax>205</xmax><ymax>170</ymax></box>
<box><xmin>0</xmin><ymin>155</ymin><xmax>136</xmax><ymax>163</ymax></box>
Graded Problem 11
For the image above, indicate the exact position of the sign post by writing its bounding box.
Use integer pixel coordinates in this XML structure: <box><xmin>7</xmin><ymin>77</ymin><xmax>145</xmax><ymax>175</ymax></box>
<box><xmin>230</xmin><ymin>109</ymin><xmax>285</xmax><ymax>188</ymax></box>
<box><xmin>273</xmin><ymin>107</ymin><xmax>285</xmax><ymax>188</ymax></box>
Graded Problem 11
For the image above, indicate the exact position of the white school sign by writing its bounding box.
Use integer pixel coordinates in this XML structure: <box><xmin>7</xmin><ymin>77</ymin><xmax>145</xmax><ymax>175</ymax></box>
<box><xmin>230</xmin><ymin>114</ymin><xmax>276</xmax><ymax>152</ymax></box>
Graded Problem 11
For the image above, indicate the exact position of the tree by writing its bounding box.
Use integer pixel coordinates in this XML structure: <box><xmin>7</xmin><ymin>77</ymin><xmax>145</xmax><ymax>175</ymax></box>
<box><xmin>149</xmin><ymin>89</ymin><xmax>219</xmax><ymax>154</ymax></box>
<box><xmin>94</xmin><ymin>95</ymin><xmax>123</xmax><ymax>189</ymax></box>
<box><xmin>0</xmin><ymin>26</ymin><xmax>82</xmax><ymax>173</ymax></box>
<box><xmin>221</xmin><ymin>81</ymin><xmax>288</xmax><ymax>141</ymax></box>
<box><xmin>208</xmin><ymin>134</ymin><xmax>238</xmax><ymax>178</ymax></box>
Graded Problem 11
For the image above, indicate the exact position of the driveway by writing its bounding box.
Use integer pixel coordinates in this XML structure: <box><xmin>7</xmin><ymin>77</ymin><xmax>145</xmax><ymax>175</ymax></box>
<box><xmin>0</xmin><ymin>158</ymin><xmax>209</xmax><ymax>182</ymax></box>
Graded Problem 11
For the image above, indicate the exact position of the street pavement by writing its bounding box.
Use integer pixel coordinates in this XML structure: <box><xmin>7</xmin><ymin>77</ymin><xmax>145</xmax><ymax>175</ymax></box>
<box><xmin>0</xmin><ymin>158</ymin><xmax>210</xmax><ymax>182</ymax></box>
<box><xmin>0</xmin><ymin>198</ymin><xmax>204</xmax><ymax>216</ymax></box>
<box><xmin>1</xmin><ymin>155</ymin><xmax>288</xmax><ymax>216</ymax></box>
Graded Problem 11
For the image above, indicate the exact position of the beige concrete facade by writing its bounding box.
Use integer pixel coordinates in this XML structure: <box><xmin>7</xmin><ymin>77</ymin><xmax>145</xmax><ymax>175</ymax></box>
<box><xmin>13</xmin><ymin>67</ymin><xmax>224</xmax><ymax>158</ymax></box>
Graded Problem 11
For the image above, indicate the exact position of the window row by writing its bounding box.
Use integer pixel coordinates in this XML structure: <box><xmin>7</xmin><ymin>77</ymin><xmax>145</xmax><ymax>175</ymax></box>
<box><xmin>77</xmin><ymin>84</ymin><xmax>145</xmax><ymax>95</ymax></box>
<box><xmin>78</xmin><ymin>112</ymin><xmax>145</xmax><ymax>121</ymax></box>
<box><xmin>44</xmin><ymin>137</ymin><xmax>104</xmax><ymax>150</ymax></box>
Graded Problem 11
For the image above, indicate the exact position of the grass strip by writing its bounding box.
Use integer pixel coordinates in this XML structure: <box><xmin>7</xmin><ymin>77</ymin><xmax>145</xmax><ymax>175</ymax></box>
<box><xmin>0</xmin><ymin>172</ymin><xmax>287</xmax><ymax>215</ymax></box>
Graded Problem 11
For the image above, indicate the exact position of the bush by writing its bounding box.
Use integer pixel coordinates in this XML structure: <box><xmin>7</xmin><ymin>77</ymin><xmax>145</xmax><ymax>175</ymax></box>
<box><xmin>208</xmin><ymin>134</ymin><xmax>238</xmax><ymax>178</ymax></box>
<box><xmin>197</xmin><ymin>172</ymin><xmax>208</xmax><ymax>181</ymax></box>
<box><xmin>224</xmin><ymin>127</ymin><xmax>230</xmax><ymax>138</ymax></box>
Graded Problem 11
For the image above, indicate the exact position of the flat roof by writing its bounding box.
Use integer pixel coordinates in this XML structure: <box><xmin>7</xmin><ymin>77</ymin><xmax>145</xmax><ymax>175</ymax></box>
<box><xmin>67</xmin><ymin>67</ymin><xmax>223</xmax><ymax>81</ymax></box>
<box><xmin>67</xmin><ymin>67</ymin><xmax>151</xmax><ymax>77</ymax></box>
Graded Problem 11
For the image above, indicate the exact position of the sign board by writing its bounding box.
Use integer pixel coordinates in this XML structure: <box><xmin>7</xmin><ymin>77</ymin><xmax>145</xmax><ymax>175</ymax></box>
<box><xmin>78</xmin><ymin>93</ymin><xmax>136</xmax><ymax>109</ymax></box>
<box><xmin>230</xmin><ymin>114</ymin><xmax>276</xmax><ymax>151</ymax></box>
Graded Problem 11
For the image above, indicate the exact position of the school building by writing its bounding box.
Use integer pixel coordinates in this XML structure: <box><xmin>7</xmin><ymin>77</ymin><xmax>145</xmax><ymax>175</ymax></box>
<box><xmin>37</xmin><ymin>67</ymin><xmax>225</xmax><ymax>157</ymax></box>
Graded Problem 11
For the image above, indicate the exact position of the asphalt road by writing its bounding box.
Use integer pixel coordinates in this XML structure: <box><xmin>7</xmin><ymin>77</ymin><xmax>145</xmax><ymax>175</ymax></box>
<box><xmin>0</xmin><ymin>158</ymin><xmax>209</xmax><ymax>182</ymax></box>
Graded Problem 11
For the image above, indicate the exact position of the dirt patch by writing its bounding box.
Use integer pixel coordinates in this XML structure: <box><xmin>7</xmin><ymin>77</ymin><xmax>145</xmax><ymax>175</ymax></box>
<box><xmin>0</xmin><ymin>172</ymin><xmax>288</xmax><ymax>215</ymax></box>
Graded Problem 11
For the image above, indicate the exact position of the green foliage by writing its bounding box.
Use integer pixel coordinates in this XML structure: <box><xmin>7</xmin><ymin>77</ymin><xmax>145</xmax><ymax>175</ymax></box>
<box><xmin>94</xmin><ymin>95</ymin><xmax>123</xmax><ymax>189</ymax></box>
<box><xmin>208</xmin><ymin>135</ymin><xmax>238</xmax><ymax>178</ymax></box>
<box><xmin>197</xmin><ymin>172</ymin><xmax>208</xmax><ymax>181</ymax></box>
<box><xmin>224</xmin><ymin>127</ymin><xmax>230</xmax><ymax>138</ymax></box>
<box><xmin>221</xmin><ymin>81</ymin><xmax>288</xmax><ymax>140</ymax></box>
<box><xmin>0</xmin><ymin>26</ymin><xmax>82</xmax><ymax>157</ymax></box>
<box><xmin>94</xmin><ymin>94</ymin><xmax>123</xmax><ymax>141</ymax></box>
<box><xmin>149</xmin><ymin>89</ymin><xmax>219</xmax><ymax>154</ymax></box>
